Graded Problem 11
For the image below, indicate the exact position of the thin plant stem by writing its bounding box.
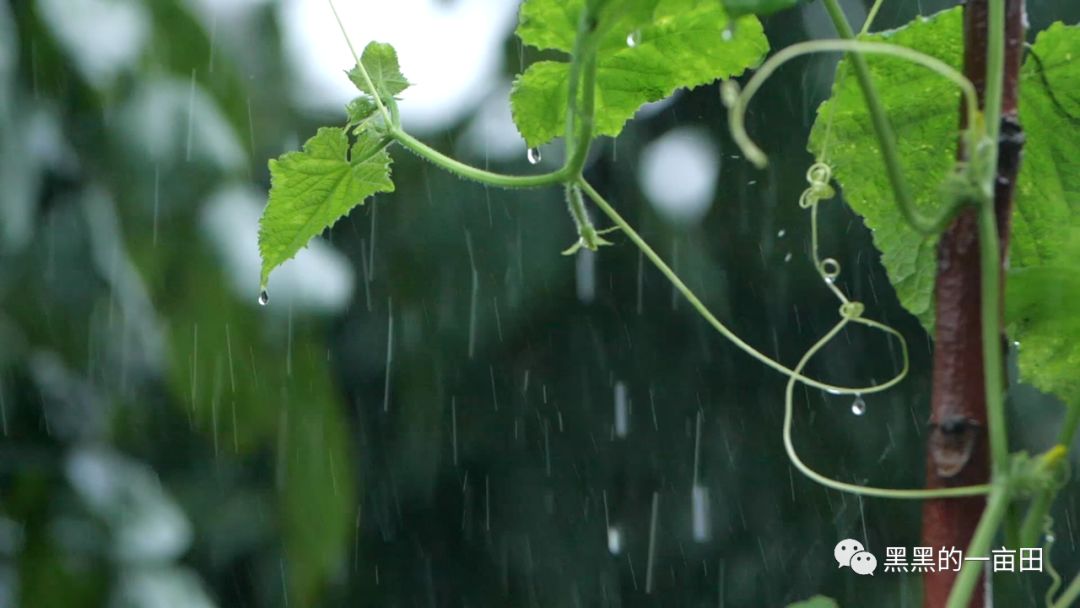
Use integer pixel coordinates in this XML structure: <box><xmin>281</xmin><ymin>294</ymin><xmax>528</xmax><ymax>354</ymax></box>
<box><xmin>946</xmin><ymin>482</ymin><xmax>1013</xmax><ymax>607</ymax></box>
<box><xmin>1019</xmin><ymin>405</ymin><xmax>1080</xmax><ymax>547</ymax></box>
<box><xmin>578</xmin><ymin>179</ymin><xmax>898</xmax><ymax>396</ymax></box>
<box><xmin>860</xmin><ymin>0</ymin><xmax>886</xmax><ymax>35</ymax></box>
<box><xmin>326</xmin><ymin>0</ymin><xmax>392</xmax><ymax>125</ymax></box>
<box><xmin>391</xmin><ymin>129</ymin><xmax>568</xmax><ymax>188</ymax></box>
<box><xmin>820</xmin><ymin>0</ymin><xmax>971</xmax><ymax>235</ymax></box>
<box><xmin>1052</xmin><ymin>570</ymin><xmax>1080</xmax><ymax>608</ymax></box>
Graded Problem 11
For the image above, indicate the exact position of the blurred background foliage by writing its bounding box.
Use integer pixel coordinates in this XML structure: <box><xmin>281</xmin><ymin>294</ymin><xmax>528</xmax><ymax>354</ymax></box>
<box><xmin>1</xmin><ymin>0</ymin><xmax>1078</xmax><ymax>606</ymax></box>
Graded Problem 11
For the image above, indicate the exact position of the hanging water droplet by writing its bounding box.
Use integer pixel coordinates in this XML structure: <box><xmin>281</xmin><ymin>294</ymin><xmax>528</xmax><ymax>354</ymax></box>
<box><xmin>626</xmin><ymin>30</ymin><xmax>640</xmax><ymax>47</ymax></box>
<box><xmin>851</xmin><ymin>394</ymin><xmax>866</xmax><ymax>416</ymax></box>
<box><xmin>258</xmin><ymin>290</ymin><xmax>269</xmax><ymax>306</ymax></box>
<box><xmin>721</xmin><ymin>27</ymin><xmax>733</xmax><ymax>41</ymax></box>
<box><xmin>526</xmin><ymin>147</ymin><xmax>542</xmax><ymax>165</ymax></box>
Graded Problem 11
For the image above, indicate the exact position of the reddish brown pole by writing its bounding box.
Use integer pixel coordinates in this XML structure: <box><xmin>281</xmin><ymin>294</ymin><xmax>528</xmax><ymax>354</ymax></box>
<box><xmin>921</xmin><ymin>1</ymin><xmax>1026</xmax><ymax>606</ymax></box>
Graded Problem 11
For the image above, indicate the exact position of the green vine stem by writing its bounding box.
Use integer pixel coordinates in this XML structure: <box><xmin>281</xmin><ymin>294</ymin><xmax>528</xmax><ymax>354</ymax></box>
<box><xmin>390</xmin><ymin>129</ymin><xmax>568</xmax><ymax>188</ymax></box>
<box><xmin>859</xmin><ymin>0</ymin><xmax>886</xmax><ymax>36</ymax></box>
<box><xmin>336</xmin><ymin>0</ymin><xmax>1008</xmax><ymax>506</ymax></box>
<box><xmin>977</xmin><ymin>0</ymin><xmax>1010</xmax><ymax>473</ymax></box>
<box><xmin>943</xmin><ymin>0</ymin><xmax>1015</xmax><ymax>602</ymax></box>
<box><xmin>327</xmin><ymin>0</ymin><xmax>392</xmax><ymax>125</ymax></box>
<box><xmin>979</xmin><ymin>202</ymin><xmax>1009</xmax><ymax>471</ymax></box>
<box><xmin>581</xmin><ymin>175</ymin><xmax>995</xmax><ymax>500</ymax></box>
<box><xmin>819</xmin><ymin>0</ymin><xmax>977</xmax><ymax>236</ymax></box>
<box><xmin>1019</xmin><ymin>404</ymin><xmax>1080</xmax><ymax>547</ymax></box>
<box><xmin>782</xmin><ymin>314</ymin><xmax>991</xmax><ymax>499</ymax></box>
<box><xmin>578</xmin><ymin>178</ymin><xmax>902</xmax><ymax>397</ymax></box>
<box><xmin>723</xmin><ymin>38</ymin><xmax>980</xmax><ymax>240</ymax></box>
<box><xmin>1053</xmin><ymin>570</ymin><xmax>1080</xmax><ymax>608</ymax></box>
<box><xmin>946</xmin><ymin>480</ymin><xmax>1014</xmax><ymax>607</ymax></box>
<box><xmin>340</xmin><ymin>0</ymin><xmax>598</xmax><ymax>191</ymax></box>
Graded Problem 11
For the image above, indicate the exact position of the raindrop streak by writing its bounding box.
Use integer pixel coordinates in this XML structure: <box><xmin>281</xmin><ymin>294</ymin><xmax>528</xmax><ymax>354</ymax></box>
<box><xmin>614</xmin><ymin>381</ymin><xmax>629</xmax><ymax>438</ymax></box>
<box><xmin>258</xmin><ymin>289</ymin><xmax>269</xmax><ymax>306</ymax></box>
<box><xmin>225</xmin><ymin>323</ymin><xmax>236</xmax><ymax>393</ymax></box>
<box><xmin>851</xmin><ymin>394</ymin><xmax>867</xmax><ymax>416</ymax></box>
<box><xmin>451</xmin><ymin>397</ymin><xmax>458</xmax><ymax>467</ymax></box>
<box><xmin>286</xmin><ymin>303</ymin><xmax>293</xmax><ymax>377</ymax></box>
<box><xmin>466</xmin><ymin>231</ymin><xmax>479</xmax><ymax>359</ymax></box>
<box><xmin>636</xmin><ymin>249</ymin><xmax>644</xmax><ymax>315</ymax></box>
<box><xmin>383</xmin><ymin>299</ymin><xmax>394</xmax><ymax>412</ymax></box>
<box><xmin>645</xmin><ymin>491</ymin><xmax>660</xmax><ymax>593</ymax></box>
<box><xmin>152</xmin><ymin>165</ymin><xmax>160</xmax><ymax>246</ymax></box>
<box><xmin>576</xmin><ymin>249</ymin><xmax>596</xmax><ymax>303</ymax></box>
<box><xmin>692</xmin><ymin>484</ymin><xmax>710</xmax><ymax>542</ymax></box>
<box><xmin>185</xmin><ymin>69</ymin><xmax>196</xmax><ymax>162</ymax></box>
<box><xmin>691</xmin><ymin>410</ymin><xmax>710</xmax><ymax>542</ymax></box>
<box><xmin>0</xmin><ymin>379</ymin><xmax>8</xmax><ymax>436</ymax></box>
<box><xmin>484</xmin><ymin>475</ymin><xmax>491</xmax><ymax>531</ymax></box>
<box><xmin>526</xmin><ymin>147</ymin><xmax>542</xmax><ymax>165</ymax></box>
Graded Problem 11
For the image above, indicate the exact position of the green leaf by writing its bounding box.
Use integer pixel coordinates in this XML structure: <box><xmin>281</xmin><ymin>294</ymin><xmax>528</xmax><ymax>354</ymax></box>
<box><xmin>808</xmin><ymin>6</ymin><xmax>965</xmax><ymax>330</ymax></box>
<box><xmin>512</xmin><ymin>0</ymin><xmax>769</xmax><ymax>147</ymax></box>
<box><xmin>722</xmin><ymin>0</ymin><xmax>805</xmax><ymax>19</ymax></box>
<box><xmin>346</xmin><ymin>96</ymin><xmax>378</xmax><ymax>124</ymax></box>
<box><xmin>347</xmin><ymin>41</ymin><xmax>409</xmax><ymax>101</ymax></box>
<box><xmin>259</xmin><ymin>127</ymin><xmax>393</xmax><ymax>288</ymax></box>
<box><xmin>787</xmin><ymin>596</ymin><xmax>840</xmax><ymax>608</ymax></box>
<box><xmin>809</xmin><ymin>16</ymin><xmax>1080</xmax><ymax>406</ymax></box>
<box><xmin>1006</xmin><ymin>260</ymin><xmax>1080</xmax><ymax>409</ymax></box>
<box><xmin>1005</xmin><ymin>22</ymin><xmax>1080</xmax><ymax>408</ymax></box>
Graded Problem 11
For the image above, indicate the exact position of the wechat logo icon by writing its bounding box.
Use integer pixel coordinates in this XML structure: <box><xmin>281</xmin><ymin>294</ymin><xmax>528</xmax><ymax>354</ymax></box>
<box><xmin>835</xmin><ymin>539</ymin><xmax>877</xmax><ymax>576</ymax></box>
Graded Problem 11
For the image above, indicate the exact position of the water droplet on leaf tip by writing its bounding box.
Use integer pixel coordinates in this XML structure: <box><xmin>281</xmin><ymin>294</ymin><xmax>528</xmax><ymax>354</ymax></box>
<box><xmin>527</xmin><ymin>147</ymin><xmax>542</xmax><ymax>165</ymax></box>
<box><xmin>626</xmin><ymin>31</ymin><xmax>639</xmax><ymax>47</ymax></box>
<box><xmin>721</xmin><ymin>28</ymin><xmax>733</xmax><ymax>41</ymax></box>
<box><xmin>851</xmin><ymin>395</ymin><xmax>866</xmax><ymax>416</ymax></box>
<box><xmin>258</xmin><ymin>290</ymin><xmax>269</xmax><ymax>306</ymax></box>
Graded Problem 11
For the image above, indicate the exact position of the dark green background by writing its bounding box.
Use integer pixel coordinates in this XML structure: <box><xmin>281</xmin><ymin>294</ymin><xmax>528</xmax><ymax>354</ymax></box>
<box><xmin>2</xmin><ymin>0</ymin><xmax>1078</xmax><ymax>606</ymax></box>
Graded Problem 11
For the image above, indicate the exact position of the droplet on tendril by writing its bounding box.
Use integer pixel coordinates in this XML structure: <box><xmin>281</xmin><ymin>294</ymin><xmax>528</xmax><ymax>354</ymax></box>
<box><xmin>258</xmin><ymin>290</ymin><xmax>269</xmax><ymax>306</ymax></box>
<box><xmin>851</xmin><ymin>394</ymin><xmax>866</xmax><ymax>416</ymax></box>
<box><xmin>626</xmin><ymin>30</ymin><xmax>640</xmax><ymax>47</ymax></box>
<box><xmin>527</xmin><ymin>147</ymin><xmax>542</xmax><ymax>165</ymax></box>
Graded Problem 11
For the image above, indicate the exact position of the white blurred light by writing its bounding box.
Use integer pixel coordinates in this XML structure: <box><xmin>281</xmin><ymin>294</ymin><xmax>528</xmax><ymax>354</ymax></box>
<box><xmin>607</xmin><ymin>526</ymin><xmax>622</xmax><ymax>555</ymax></box>
<box><xmin>36</xmin><ymin>0</ymin><xmax>149</xmax><ymax>88</ymax></box>
<box><xmin>120</xmin><ymin>76</ymin><xmax>246</xmax><ymax>171</ymax></box>
<box><xmin>281</xmin><ymin>0</ymin><xmax>518</xmax><ymax>133</ymax></box>
<box><xmin>638</xmin><ymin>127</ymin><xmax>719</xmax><ymax>225</ymax></box>
<box><xmin>200</xmin><ymin>184</ymin><xmax>355</xmax><ymax>313</ymax></box>
<box><xmin>459</xmin><ymin>80</ymin><xmax>526</xmax><ymax>162</ymax></box>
